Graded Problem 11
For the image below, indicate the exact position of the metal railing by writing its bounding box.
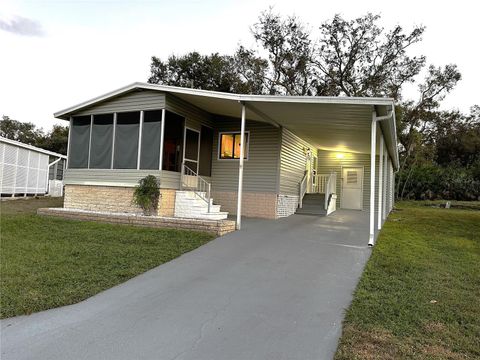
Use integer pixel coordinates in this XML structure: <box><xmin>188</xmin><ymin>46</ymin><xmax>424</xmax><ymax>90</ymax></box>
<box><xmin>181</xmin><ymin>163</ymin><xmax>212</xmax><ymax>213</ymax></box>
<box><xmin>298</xmin><ymin>171</ymin><xmax>308</xmax><ymax>208</ymax></box>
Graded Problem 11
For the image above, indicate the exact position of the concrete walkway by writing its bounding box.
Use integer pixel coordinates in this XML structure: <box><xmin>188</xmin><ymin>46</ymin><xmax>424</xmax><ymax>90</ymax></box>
<box><xmin>1</xmin><ymin>210</ymin><xmax>372</xmax><ymax>360</ymax></box>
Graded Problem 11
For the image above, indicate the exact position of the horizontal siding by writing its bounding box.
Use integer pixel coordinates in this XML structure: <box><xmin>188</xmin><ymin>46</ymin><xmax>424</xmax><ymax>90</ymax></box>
<box><xmin>165</xmin><ymin>94</ymin><xmax>213</xmax><ymax>130</ymax></box>
<box><xmin>64</xmin><ymin>169</ymin><xmax>180</xmax><ymax>189</ymax></box>
<box><xmin>75</xmin><ymin>90</ymin><xmax>166</xmax><ymax>115</ymax></box>
<box><xmin>210</xmin><ymin>118</ymin><xmax>280</xmax><ymax>193</ymax></box>
<box><xmin>279</xmin><ymin>128</ymin><xmax>317</xmax><ymax>196</ymax></box>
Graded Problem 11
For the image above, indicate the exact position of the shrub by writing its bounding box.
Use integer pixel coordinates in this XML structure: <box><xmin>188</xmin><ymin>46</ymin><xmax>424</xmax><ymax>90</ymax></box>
<box><xmin>133</xmin><ymin>175</ymin><xmax>161</xmax><ymax>215</ymax></box>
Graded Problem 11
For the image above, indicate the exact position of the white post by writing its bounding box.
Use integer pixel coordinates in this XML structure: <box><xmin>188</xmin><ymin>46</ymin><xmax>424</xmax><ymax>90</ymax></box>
<box><xmin>12</xmin><ymin>147</ymin><xmax>19</xmax><ymax>196</ymax></box>
<box><xmin>159</xmin><ymin>108</ymin><xmax>166</xmax><ymax>171</ymax></box>
<box><xmin>87</xmin><ymin>115</ymin><xmax>93</xmax><ymax>169</ymax></box>
<box><xmin>383</xmin><ymin>149</ymin><xmax>388</xmax><ymax>220</ymax></box>
<box><xmin>236</xmin><ymin>102</ymin><xmax>246</xmax><ymax>230</ymax></box>
<box><xmin>369</xmin><ymin>112</ymin><xmax>377</xmax><ymax>246</ymax></box>
<box><xmin>377</xmin><ymin>134</ymin><xmax>384</xmax><ymax>230</ymax></box>
<box><xmin>390</xmin><ymin>162</ymin><xmax>394</xmax><ymax>212</ymax></box>
<box><xmin>111</xmin><ymin>113</ymin><xmax>117</xmax><ymax>169</ymax></box>
<box><xmin>137</xmin><ymin>111</ymin><xmax>144</xmax><ymax>170</ymax></box>
<box><xmin>66</xmin><ymin>116</ymin><xmax>72</xmax><ymax>169</ymax></box>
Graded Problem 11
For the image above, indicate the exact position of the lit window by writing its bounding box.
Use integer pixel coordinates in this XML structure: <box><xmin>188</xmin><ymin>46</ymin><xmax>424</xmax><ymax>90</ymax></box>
<box><xmin>219</xmin><ymin>132</ymin><xmax>249</xmax><ymax>159</ymax></box>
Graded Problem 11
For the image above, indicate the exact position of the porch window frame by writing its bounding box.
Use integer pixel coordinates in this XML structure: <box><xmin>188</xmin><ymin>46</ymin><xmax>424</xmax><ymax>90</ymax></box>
<box><xmin>217</xmin><ymin>131</ymin><xmax>250</xmax><ymax>161</ymax></box>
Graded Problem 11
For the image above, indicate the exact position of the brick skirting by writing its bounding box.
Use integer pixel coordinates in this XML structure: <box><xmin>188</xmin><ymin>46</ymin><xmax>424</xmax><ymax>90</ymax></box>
<box><xmin>37</xmin><ymin>208</ymin><xmax>236</xmax><ymax>236</ymax></box>
<box><xmin>211</xmin><ymin>191</ymin><xmax>277</xmax><ymax>219</ymax></box>
<box><xmin>64</xmin><ymin>185</ymin><xmax>176</xmax><ymax>217</ymax></box>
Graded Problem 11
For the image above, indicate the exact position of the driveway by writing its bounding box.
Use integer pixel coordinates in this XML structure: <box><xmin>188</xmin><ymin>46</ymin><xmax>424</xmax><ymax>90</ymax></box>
<box><xmin>1</xmin><ymin>210</ymin><xmax>372</xmax><ymax>360</ymax></box>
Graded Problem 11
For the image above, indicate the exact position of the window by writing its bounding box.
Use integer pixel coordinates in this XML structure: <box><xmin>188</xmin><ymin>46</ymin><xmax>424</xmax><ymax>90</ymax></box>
<box><xmin>140</xmin><ymin>110</ymin><xmax>162</xmax><ymax>170</ymax></box>
<box><xmin>90</xmin><ymin>114</ymin><xmax>114</xmax><ymax>169</ymax></box>
<box><xmin>218</xmin><ymin>132</ymin><xmax>249</xmax><ymax>160</ymax></box>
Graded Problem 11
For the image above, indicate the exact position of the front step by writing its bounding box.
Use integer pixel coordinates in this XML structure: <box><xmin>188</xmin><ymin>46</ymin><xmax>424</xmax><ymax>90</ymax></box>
<box><xmin>174</xmin><ymin>191</ymin><xmax>228</xmax><ymax>220</ymax></box>
<box><xmin>296</xmin><ymin>193</ymin><xmax>327</xmax><ymax>216</ymax></box>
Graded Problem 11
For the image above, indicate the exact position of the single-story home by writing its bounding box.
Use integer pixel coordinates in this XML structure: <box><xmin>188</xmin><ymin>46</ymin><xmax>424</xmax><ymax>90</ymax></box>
<box><xmin>54</xmin><ymin>82</ymin><xmax>398</xmax><ymax>245</ymax></box>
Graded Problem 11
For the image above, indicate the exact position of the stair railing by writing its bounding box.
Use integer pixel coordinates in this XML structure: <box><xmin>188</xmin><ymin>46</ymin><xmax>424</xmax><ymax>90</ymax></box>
<box><xmin>324</xmin><ymin>171</ymin><xmax>337</xmax><ymax>210</ymax></box>
<box><xmin>299</xmin><ymin>171</ymin><xmax>308</xmax><ymax>208</ymax></box>
<box><xmin>181</xmin><ymin>163</ymin><xmax>212</xmax><ymax>213</ymax></box>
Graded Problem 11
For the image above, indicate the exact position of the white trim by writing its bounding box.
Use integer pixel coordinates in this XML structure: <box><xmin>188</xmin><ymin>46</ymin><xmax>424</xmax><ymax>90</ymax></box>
<box><xmin>368</xmin><ymin>113</ymin><xmax>377</xmax><ymax>246</ymax></box>
<box><xmin>236</xmin><ymin>103</ymin><xmax>246</xmax><ymax>230</ymax></box>
<box><xmin>159</xmin><ymin>108</ymin><xmax>165</xmax><ymax>171</ymax></box>
<box><xmin>66</xmin><ymin>117</ymin><xmax>72</xmax><ymax>169</ymax></box>
<box><xmin>383</xmin><ymin>144</ymin><xmax>388</xmax><ymax>221</ymax></box>
<box><xmin>111</xmin><ymin>113</ymin><xmax>117</xmax><ymax>169</ymax></box>
<box><xmin>137</xmin><ymin>111</ymin><xmax>144</xmax><ymax>170</ymax></box>
<box><xmin>340</xmin><ymin>165</ymin><xmax>364</xmax><ymax>210</ymax></box>
<box><xmin>377</xmin><ymin>135</ymin><xmax>384</xmax><ymax>230</ymax></box>
<box><xmin>0</xmin><ymin>136</ymin><xmax>66</xmax><ymax>159</ymax></box>
<box><xmin>182</xmin><ymin>126</ymin><xmax>201</xmax><ymax>171</ymax></box>
<box><xmin>87</xmin><ymin>115</ymin><xmax>93</xmax><ymax>169</ymax></box>
<box><xmin>217</xmin><ymin>131</ymin><xmax>250</xmax><ymax>161</ymax></box>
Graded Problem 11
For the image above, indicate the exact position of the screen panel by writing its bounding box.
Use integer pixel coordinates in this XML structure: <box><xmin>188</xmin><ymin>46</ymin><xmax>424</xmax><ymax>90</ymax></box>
<box><xmin>140</xmin><ymin>110</ymin><xmax>161</xmax><ymax>170</ymax></box>
<box><xmin>90</xmin><ymin>114</ymin><xmax>114</xmax><ymax>169</ymax></box>
<box><xmin>113</xmin><ymin>112</ymin><xmax>140</xmax><ymax>169</ymax></box>
<box><xmin>69</xmin><ymin>116</ymin><xmax>91</xmax><ymax>168</ymax></box>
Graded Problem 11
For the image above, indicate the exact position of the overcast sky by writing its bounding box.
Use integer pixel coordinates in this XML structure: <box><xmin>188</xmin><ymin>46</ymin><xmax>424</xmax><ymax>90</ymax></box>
<box><xmin>0</xmin><ymin>0</ymin><xmax>477</xmax><ymax>131</ymax></box>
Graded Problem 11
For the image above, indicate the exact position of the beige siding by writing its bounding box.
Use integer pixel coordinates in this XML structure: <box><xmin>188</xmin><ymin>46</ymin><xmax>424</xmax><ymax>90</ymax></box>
<box><xmin>279</xmin><ymin>128</ymin><xmax>317</xmax><ymax>196</ymax></box>
<box><xmin>64</xmin><ymin>169</ymin><xmax>180</xmax><ymax>188</ymax></box>
<box><xmin>210</xmin><ymin>118</ymin><xmax>280</xmax><ymax>193</ymax></box>
<box><xmin>165</xmin><ymin>94</ymin><xmax>213</xmax><ymax>130</ymax></box>
<box><xmin>75</xmin><ymin>90</ymin><xmax>166</xmax><ymax>115</ymax></box>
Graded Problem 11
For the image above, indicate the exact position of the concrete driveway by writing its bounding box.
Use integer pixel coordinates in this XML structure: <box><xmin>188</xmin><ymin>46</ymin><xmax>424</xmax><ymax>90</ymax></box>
<box><xmin>1</xmin><ymin>210</ymin><xmax>372</xmax><ymax>360</ymax></box>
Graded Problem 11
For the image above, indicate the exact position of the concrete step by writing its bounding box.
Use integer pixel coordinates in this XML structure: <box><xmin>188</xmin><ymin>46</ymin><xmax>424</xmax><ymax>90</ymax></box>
<box><xmin>295</xmin><ymin>208</ymin><xmax>327</xmax><ymax>216</ymax></box>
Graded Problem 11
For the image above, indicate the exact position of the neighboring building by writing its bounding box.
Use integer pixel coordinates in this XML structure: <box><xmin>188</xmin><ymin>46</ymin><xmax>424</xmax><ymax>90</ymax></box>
<box><xmin>0</xmin><ymin>137</ymin><xmax>66</xmax><ymax>197</ymax></box>
<box><xmin>54</xmin><ymin>82</ymin><xmax>398</xmax><ymax>244</ymax></box>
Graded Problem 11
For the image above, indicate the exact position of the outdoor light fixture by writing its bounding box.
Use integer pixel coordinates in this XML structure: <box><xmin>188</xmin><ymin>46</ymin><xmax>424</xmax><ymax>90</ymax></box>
<box><xmin>335</xmin><ymin>153</ymin><xmax>345</xmax><ymax>159</ymax></box>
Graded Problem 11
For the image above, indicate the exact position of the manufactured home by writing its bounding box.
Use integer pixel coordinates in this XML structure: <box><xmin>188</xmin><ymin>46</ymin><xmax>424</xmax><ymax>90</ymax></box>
<box><xmin>54</xmin><ymin>83</ymin><xmax>398</xmax><ymax>244</ymax></box>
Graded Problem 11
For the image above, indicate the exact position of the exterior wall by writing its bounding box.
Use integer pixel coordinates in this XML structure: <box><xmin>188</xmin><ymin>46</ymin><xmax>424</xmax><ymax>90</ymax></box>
<box><xmin>212</xmin><ymin>191</ymin><xmax>277</xmax><ymax>219</ymax></box>
<box><xmin>165</xmin><ymin>94</ymin><xmax>213</xmax><ymax>130</ymax></box>
<box><xmin>0</xmin><ymin>141</ymin><xmax>50</xmax><ymax>195</ymax></box>
<box><xmin>64</xmin><ymin>184</ymin><xmax>176</xmax><ymax>216</ymax></box>
<box><xmin>64</xmin><ymin>169</ymin><xmax>180</xmax><ymax>189</ymax></box>
<box><xmin>278</xmin><ymin>128</ymin><xmax>317</xmax><ymax>196</ymax></box>
<box><xmin>276</xmin><ymin>194</ymin><xmax>299</xmax><ymax>218</ymax></box>
<box><xmin>210</xmin><ymin>118</ymin><xmax>280</xmax><ymax>194</ymax></box>
<box><xmin>75</xmin><ymin>90</ymin><xmax>165</xmax><ymax>115</ymax></box>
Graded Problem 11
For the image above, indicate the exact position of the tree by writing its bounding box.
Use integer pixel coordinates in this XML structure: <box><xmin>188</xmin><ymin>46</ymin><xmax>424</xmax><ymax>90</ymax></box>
<box><xmin>0</xmin><ymin>115</ymin><xmax>68</xmax><ymax>155</ymax></box>
<box><xmin>0</xmin><ymin>115</ymin><xmax>44</xmax><ymax>145</ymax></box>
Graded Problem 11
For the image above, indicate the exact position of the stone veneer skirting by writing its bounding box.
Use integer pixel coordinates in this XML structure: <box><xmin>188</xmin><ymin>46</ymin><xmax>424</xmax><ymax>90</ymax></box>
<box><xmin>276</xmin><ymin>194</ymin><xmax>299</xmax><ymax>218</ymax></box>
<box><xmin>211</xmin><ymin>191</ymin><xmax>277</xmax><ymax>219</ymax></box>
<box><xmin>37</xmin><ymin>208</ymin><xmax>236</xmax><ymax>236</ymax></box>
<box><xmin>64</xmin><ymin>185</ymin><xmax>176</xmax><ymax>217</ymax></box>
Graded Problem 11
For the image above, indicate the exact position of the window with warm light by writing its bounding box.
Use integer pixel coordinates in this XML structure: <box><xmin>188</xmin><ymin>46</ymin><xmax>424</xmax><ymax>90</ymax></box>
<box><xmin>219</xmin><ymin>132</ymin><xmax>249</xmax><ymax>159</ymax></box>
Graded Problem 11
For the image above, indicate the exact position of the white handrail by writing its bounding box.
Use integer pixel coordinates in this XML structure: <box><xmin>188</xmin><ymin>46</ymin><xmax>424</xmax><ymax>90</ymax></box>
<box><xmin>324</xmin><ymin>171</ymin><xmax>337</xmax><ymax>210</ymax></box>
<box><xmin>181</xmin><ymin>163</ymin><xmax>212</xmax><ymax>212</ymax></box>
<box><xmin>299</xmin><ymin>171</ymin><xmax>308</xmax><ymax>208</ymax></box>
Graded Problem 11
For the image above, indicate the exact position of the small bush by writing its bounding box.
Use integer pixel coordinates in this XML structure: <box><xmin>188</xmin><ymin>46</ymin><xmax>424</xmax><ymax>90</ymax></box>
<box><xmin>133</xmin><ymin>175</ymin><xmax>160</xmax><ymax>215</ymax></box>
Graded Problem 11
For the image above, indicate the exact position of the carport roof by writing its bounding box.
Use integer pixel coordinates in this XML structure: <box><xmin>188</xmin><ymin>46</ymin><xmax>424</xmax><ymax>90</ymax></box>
<box><xmin>54</xmin><ymin>82</ymin><xmax>398</xmax><ymax>168</ymax></box>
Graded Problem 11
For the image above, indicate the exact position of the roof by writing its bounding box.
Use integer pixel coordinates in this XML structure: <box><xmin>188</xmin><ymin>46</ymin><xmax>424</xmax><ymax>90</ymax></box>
<box><xmin>54</xmin><ymin>82</ymin><xmax>398</xmax><ymax>168</ymax></box>
<box><xmin>0</xmin><ymin>137</ymin><xmax>67</xmax><ymax>159</ymax></box>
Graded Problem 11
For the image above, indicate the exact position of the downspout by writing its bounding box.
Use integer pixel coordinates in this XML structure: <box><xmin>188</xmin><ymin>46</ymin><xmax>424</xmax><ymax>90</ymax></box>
<box><xmin>236</xmin><ymin>102</ymin><xmax>246</xmax><ymax>230</ymax></box>
<box><xmin>369</xmin><ymin>110</ymin><xmax>393</xmax><ymax>247</ymax></box>
<box><xmin>47</xmin><ymin>157</ymin><xmax>63</xmax><ymax>195</ymax></box>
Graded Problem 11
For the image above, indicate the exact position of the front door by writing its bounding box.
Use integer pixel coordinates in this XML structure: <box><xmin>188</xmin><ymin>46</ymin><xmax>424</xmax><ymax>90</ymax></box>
<box><xmin>183</xmin><ymin>128</ymin><xmax>200</xmax><ymax>187</ymax></box>
<box><xmin>341</xmin><ymin>166</ymin><xmax>363</xmax><ymax>210</ymax></box>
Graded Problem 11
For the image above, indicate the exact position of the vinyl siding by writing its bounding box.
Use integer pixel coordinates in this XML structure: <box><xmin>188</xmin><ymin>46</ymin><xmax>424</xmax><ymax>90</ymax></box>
<box><xmin>64</xmin><ymin>169</ymin><xmax>180</xmax><ymax>188</ymax></box>
<box><xmin>75</xmin><ymin>90</ymin><xmax>166</xmax><ymax>115</ymax></box>
<box><xmin>210</xmin><ymin>118</ymin><xmax>280</xmax><ymax>193</ymax></box>
<box><xmin>279</xmin><ymin>128</ymin><xmax>317</xmax><ymax>196</ymax></box>
<box><xmin>165</xmin><ymin>94</ymin><xmax>213</xmax><ymax>130</ymax></box>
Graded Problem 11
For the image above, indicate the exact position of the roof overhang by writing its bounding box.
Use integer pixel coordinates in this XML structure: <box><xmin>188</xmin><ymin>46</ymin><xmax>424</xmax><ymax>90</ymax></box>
<box><xmin>54</xmin><ymin>82</ymin><xmax>398</xmax><ymax>169</ymax></box>
<box><xmin>0</xmin><ymin>136</ymin><xmax>67</xmax><ymax>158</ymax></box>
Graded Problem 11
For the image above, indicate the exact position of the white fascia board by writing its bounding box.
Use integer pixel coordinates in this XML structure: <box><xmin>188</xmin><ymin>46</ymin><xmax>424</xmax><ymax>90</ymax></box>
<box><xmin>0</xmin><ymin>136</ymin><xmax>67</xmax><ymax>158</ymax></box>
<box><xmin>54</xmin><ymin>82</ymin><xmax>394</xmax><ymax>118</ymax></box>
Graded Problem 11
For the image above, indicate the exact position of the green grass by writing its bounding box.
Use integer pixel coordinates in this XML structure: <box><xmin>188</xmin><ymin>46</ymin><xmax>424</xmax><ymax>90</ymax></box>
<box><xmin>0</xmin><ymin>197</ymin><xmax>214</xmax><ymax>319</ymax></box>
<box><xmin>335</xmin><ymin>201</ymin><xmax>480</xmax><ymax>360</ymax></box>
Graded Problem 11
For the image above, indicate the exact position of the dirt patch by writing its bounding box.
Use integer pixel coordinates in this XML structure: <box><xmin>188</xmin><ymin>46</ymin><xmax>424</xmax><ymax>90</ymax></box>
<box><xmin>422</xmin><ymin>344</ymin><xmax>467</xmax><ymax>359</ymax></box>
<box><xmin>423</xmin><ymin>321</ymin><xmax>446</xmax><ymax>333</ymax></box>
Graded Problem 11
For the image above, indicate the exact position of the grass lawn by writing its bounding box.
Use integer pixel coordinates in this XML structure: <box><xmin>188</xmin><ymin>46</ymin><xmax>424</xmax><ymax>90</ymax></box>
<box><xmin>335</xmin><ymin>201</ymin><xmax>480</xmax><ymax>359</ymax></box>
<box><xmin>0</xmin><ymin>197</ymin><xmax>215</xmax><ymax>319</ymax></box>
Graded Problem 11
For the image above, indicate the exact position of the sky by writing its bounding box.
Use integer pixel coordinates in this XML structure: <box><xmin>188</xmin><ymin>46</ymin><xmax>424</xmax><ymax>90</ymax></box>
<box><xmin>0</xmin><ymin>0</ymin><xmax>478</xmax><ymax>131</ymax></box>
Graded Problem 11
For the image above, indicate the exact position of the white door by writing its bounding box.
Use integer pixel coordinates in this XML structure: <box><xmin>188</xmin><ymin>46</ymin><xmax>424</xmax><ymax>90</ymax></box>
<box><xmin>182</xmin><ymin>127</ymin><xmax>200</xmax><ymax>188</ymax></box>
<box><xmin>341</xmin><ymin>167</ymin><xmax>363</xmax><ymax>210</ymax></box>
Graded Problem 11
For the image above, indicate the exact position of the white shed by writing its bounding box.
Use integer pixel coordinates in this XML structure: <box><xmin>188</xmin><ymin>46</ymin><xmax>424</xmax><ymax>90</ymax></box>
<box><xmin>0</xmin><ymin>137</ymin><xmax>67</xmax><ymax>197</ymax></box>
